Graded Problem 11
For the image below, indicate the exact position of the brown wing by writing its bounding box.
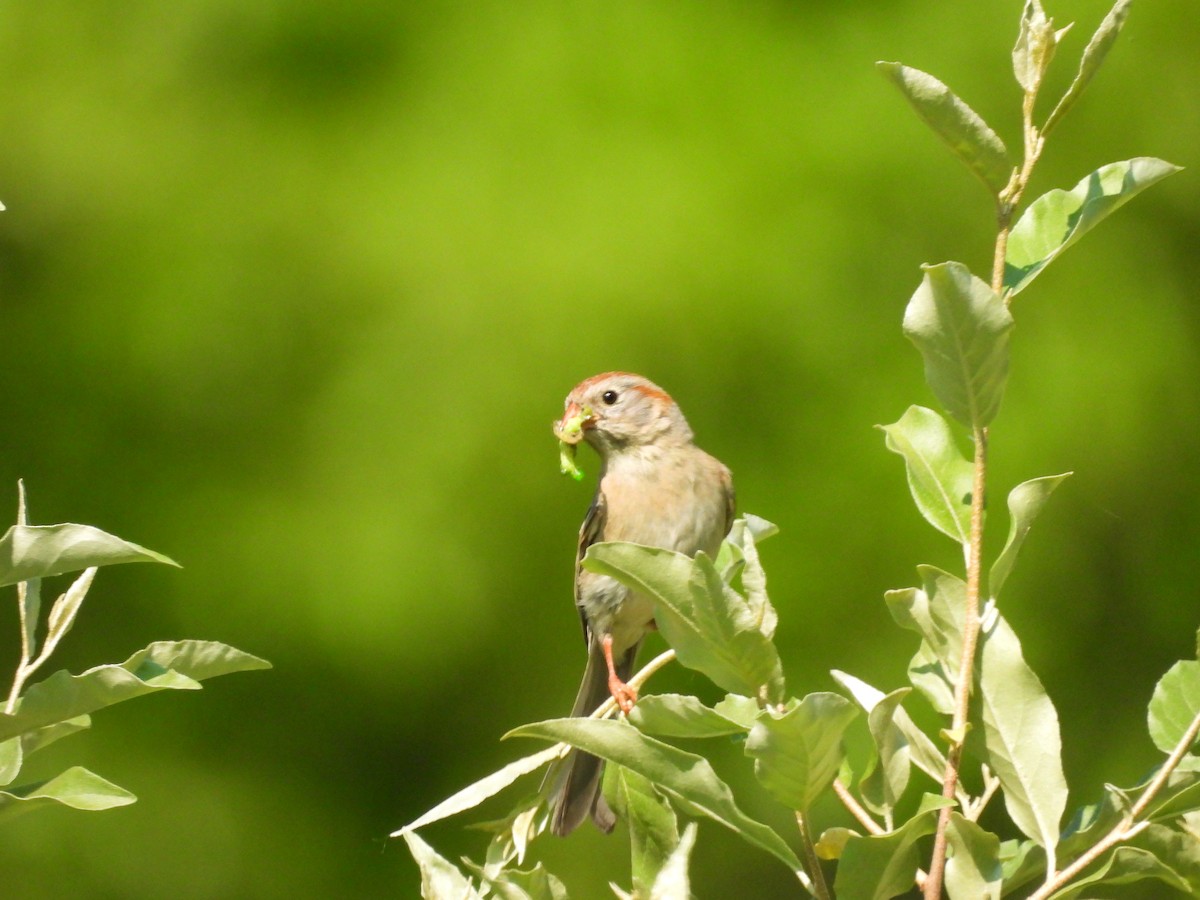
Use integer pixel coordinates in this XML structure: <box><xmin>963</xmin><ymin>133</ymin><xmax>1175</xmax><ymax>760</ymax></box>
<box><xmin>722</xmin><ymin>466</ymin><xmax>737</xmax><ymax>538</ymax></box>
<box><xmin>574</xmin><ymin>488</ymin><xmax>606</xmax><ymax>644</ymax></box>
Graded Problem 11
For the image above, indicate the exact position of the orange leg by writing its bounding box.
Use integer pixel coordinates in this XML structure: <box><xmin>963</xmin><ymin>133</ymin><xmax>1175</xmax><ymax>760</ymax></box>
<box><xmin>602</xmin><ymin>634</ymin><xmax>638</xmax><ymax>713</ymax></box>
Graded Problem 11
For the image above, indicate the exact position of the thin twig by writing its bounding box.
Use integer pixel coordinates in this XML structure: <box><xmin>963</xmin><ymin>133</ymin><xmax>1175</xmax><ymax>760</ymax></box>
<box><xmin>965</xmin><ymin>765</ymin><xmax>1002</xmax><ymax>822</ymax></box>
<box><xmin>832</xmin><ymin>778</ymin><xmax>885</xmax><ymax>835</ymax></box>
<box><xmin>924</xmin><ymin>428</ymin><xmax>989</xmax><ymax>900</ymax></box>
<box><xmin>796</xmin><ymin>809</ymin><xmax>832</xmax><ymax>900</ymax></box>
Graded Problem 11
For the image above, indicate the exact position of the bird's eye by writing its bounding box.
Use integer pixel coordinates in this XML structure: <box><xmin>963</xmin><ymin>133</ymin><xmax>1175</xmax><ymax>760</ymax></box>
<box><xmin>601</xmin><ymin>390</ymin><xmax>619</xmax><ymax>405</ymax></box>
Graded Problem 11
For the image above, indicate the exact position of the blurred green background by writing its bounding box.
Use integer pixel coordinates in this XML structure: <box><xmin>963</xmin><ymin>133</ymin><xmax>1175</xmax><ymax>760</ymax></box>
<box><xmin>0</xmin><ymin>0</ymin><xmax>1196</xmax><ymax>896</ymax></box>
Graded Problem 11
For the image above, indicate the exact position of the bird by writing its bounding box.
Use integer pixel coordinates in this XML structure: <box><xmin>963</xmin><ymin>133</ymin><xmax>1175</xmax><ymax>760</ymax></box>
<box><xmin>547</xmin><ymin>371</ymin><xmax>735</xmax><ymax>836</ymax></box>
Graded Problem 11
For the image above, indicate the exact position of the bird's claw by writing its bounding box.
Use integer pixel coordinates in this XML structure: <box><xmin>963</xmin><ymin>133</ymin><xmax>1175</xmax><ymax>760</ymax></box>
<box><xmin>609</xmin><ymin>676</ymin><xmax>638</xmax><ymax>714</ymax></box>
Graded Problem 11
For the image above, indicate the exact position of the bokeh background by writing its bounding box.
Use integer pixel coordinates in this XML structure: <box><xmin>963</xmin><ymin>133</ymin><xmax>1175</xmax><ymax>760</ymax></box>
<box><xmin>0</xmin><ymin>1</ymin><xmax>1196</xmax><ymax>897</ymax></box>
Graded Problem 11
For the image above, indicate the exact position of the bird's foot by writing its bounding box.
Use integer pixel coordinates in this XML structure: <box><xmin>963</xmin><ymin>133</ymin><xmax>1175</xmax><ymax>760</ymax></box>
<box><xmin>608</xmin><ymin>675</ymin><xmax>638</xmax><ymax>714</ymax></box>
<box><xmin>601</xmin><ymin>633</ymin><xmax>638</xmax><ymax>713</ymax></box>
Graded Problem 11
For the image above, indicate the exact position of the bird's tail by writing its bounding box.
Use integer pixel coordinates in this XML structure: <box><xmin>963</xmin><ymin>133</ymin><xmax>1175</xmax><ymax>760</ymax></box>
<box><xmin>546</xmin><ymin>639</ymin><xmax>639</xmax><ymax>836</ymax></box>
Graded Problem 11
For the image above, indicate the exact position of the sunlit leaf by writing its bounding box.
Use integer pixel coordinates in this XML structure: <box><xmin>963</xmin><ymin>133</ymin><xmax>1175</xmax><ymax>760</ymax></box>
<box><xmin>1043</xmin><ymin>0</ymin><xmax>1133</xmax><ymax>135</ymax></box>
<box><xmin>831</xmin><ymin>670</ymin><xmax>950</xmax><ymax>794</ymax></box>
<box><xmin>627</xmin><ymin>693</ymin><xmax>750</xmax><ymax>739</ymax></box>
<box><xmin>711</xmin><ymin>694</ymin><xmax>761</xmax><ymax>731</ymax></box>
<box><xmin>605</xmin><ymin>764</ymin><xmax>679</xmax><ymax>896</ymax></box>
<box><xmin>738</xmin><ymin>512</ymin><xmax>777</xmax><ymax>639</ymax></box>
<box><xmin>1004</xmin><ymin>157</ymin><xmax>1181</xmax><ymax>297</ymax></box>
<box><xmin>977</xmin><ymin>612</ymin><xmax>1067</xmax><ymax>858</ymax></box>
<box><xmin>945</xmin><ymin>813</ymin><xmax>1002</xmax><ymax>900</ymax></box>
<box><xmin>0</xmin><ymin>523</ymin><xmax>178</xmax><ymax>586</ymax></box>
<box><xmin>396</xmin><ymin>745</ymin><xmax>562</xmax><ymax>835</ymax></box>
<box><xmin>835</xmin><ymin>794</ymin><xmax>954</xmax><ymax>900</ymax></box>
<box><xmin>400</xmin><ymin>829</ymin><xmax>484</xmax><ymax>900</ymax></box>
<box><xmin>745</xmin><ymin>693</ymin><xmax>858</xmax><ymax>812</ymax></box>
<box><xmin>1134</xmin><ymin>822</ymin><xmax>1200</xmax><ymax>897</ymax></box>
<box><xmin>1146</xmin><ymin>767</ymin><xmax>1200</xmax><ymax>822</ymax></box>
<box><xmin>468</xmin><ymin>859</ymin><xmax>568</xmax><ymax>900</ymax></box>
<box><xmin>879</xmin><ymin>406</ymin><xmax>975</xmax><ymax>544</ymax></box>
<box><xmin>859</xmin><ymin>688</ymin><xmax>912</xmax><ymax>815</ymax></box>
<box><xmin>903</xmin><ymin>262</ymin><xmax>1013</xmax><ymax>429</ymax></box>
<box><xmin>0</xmin><ymin>641</ymin><xmax>271</xmax><ymax>743</ymax></box>
<box><xmin>0</xmin><ymin>738</ymin><xmax>20</xmax><ymax>787</ymax></box>
<box><xmin>507</xmin><ymin>717</ymin><xmax>803</xmax><ymax>875</ymax></box>
<box><xmin>878</xmin><ymin>62</ymin><xmax>1011</xmax><ymax>194</ymax></box>
<box><xmin>990</xmin><ymin>473</ymin><xmax>1072</xmax><ymax>600</ymax></box>
<box><xmin>1012</xmin><ymin>0</ymin><xmax>1068</xmax><ymax>94</ymax></box>
<box><xmin>1045</xmin><ymin>846</ymin><xmax>1190</xmax><ymax>900</ymax></box>
<box><xmin>40</xmin><ymin>567</ymin><xmax>96</xmax><ymax>660</ymax></box>
<box><xmin>0</xmin><ymin>766</ymin><xmax>135</xmax><ymax>822</ymax></box>
<box><xmin>885</xmin><ymin>567</ymin><xmax>969</xmax><ymax>716</ymax></box>
<box><xmin>1149</xmin><ymin>660</ymin><xmax>1200</xmax><ymax>755</ymax></box>
<box><xmin>649</xmin><ymin>821</ymin><xmax>696</xmax><ymax>900</ymax></box>
<box><xmin>583</xmin><ymin>543</ymin><xmax>784</xmax><ymax>702</ymax></box>
<box><xmin>715</xmin><ymin>514</ymin><xmax>778</xmax><ymax>581</ymax></box>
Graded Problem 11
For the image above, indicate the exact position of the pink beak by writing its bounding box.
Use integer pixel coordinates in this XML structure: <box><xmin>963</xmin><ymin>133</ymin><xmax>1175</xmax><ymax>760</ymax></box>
<box><xmin>554</xmin><ymin>401</ymin><xmax>594</xmax><ymax>445</ymax></box>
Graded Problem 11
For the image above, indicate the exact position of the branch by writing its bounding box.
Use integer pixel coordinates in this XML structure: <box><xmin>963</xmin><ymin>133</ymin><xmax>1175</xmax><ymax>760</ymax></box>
<box><xmin>1029</xmin><ymin>705</ymin><xmax>1200</xmax><ymax>900</ymax></box>
<box><xmin>924</xmin><ymin>427</ymin><xmax>988</xmax><ymax>900</ymax></box>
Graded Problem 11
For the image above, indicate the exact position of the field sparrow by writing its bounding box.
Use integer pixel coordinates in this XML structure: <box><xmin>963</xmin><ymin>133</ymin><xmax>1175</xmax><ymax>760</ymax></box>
<box><xmin>548</xmin><ymin>372</ymin><xmax>735</xmax><ymax>836</ymax></box>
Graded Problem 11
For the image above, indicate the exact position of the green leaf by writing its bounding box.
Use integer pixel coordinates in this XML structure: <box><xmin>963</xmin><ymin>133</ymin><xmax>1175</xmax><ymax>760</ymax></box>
<box><xmin>38</xmin><ymin>567</ymin><xmax>97</xmax><ymax>662</ymax></box>
<box><xmin>605</xmin><ymin>764</ymin><xmax>679</xmax><ymax>896</ymax></box>
<box><xmin>976</xmin><ymin>611</ymin><xmax>1067</xmax><ymax>858</ymax></box>
<box><xmin>879</xmin><ymin>406</ymin><xmax>975</xmax><ymax>544</ymax></box>
<box><xmin>0</xmin><ymin>640</ymin><xmax>271</xmax><ymax>743</ymax></box>
<box><xmin>903</xmin><ymin>262</ymin><xmax>1013</xmax><ymax>429</ymax></box>
<box><xmin>400</xmin><ymin>829</ymin><xmax>485</xmax><ymax>900</ymax></box>
<box><xmin>738</xmin><ymin>512</ymin><xmax>777</xmax><ymax>639</ymax></box>
<box><xmin>1043</xmin><ymin>0</ymin><xmax>1133</xmax><ymax>136</ymax></box>
<box><xmin>0</xmin><ymin>766</ymin><xmax>136</xmax><ymax>822</ymax></box>
<box><xmin>1045</xmin><ymin>846</ymin><xmax>1191</xmax><ymax>900</ymax></box>
<box><xmin>507</xmin><ymin>717</ymin><xmax>803</xmax><ymax>875</ymax></box>
<box><xmin>712</xmin><ymin>694</ymin><xmax>762</xmax><ymax>731</ymax></box>
<box><xmin>628</xmin><ymin>693</ymin><xmax>750</xmax><ymax>739</ymax></box>
<box><xmin>0</xmin><ymin>738</ymin><xmax>20</xmax><ymax>786</ymax></box>
<box><xmin>716</xmin><ymin>514</ymin><xmax>779</xmax><ymax>582</ymax></box>
<box><xmin>877</xmin><ymin>62</ymin><xmax>1012</xmax><ymax>195</ymax></box>
<box><xmin>1004</xmin><ymin>157</ymin><xmax>1182</xmax><ymax>297</ymax></box>
<box><xmin>831</xmin><ymin>670</ymin><xmax>950</xmax><ymax>794</ymax></box>
<box><xmin>470</xmin><ymin>860</ymin><xmax>568</xmax><ymax>900</ymax></box>
<box><xmin>899</xmin><ymin>630</ymin><xmax>956</xmax><ymax>716</ymax></box>
<box><xmin>18</xmin><ymin>578</ymin><xmax>41</xmax><ymax>675</ymax></box>
<box><xmin>989</xmin><ymin>473</ymin><xmax>1072</xmax><ymax>600</ymax></box>
<box><xmin>945</xmin><ymin>813</ymin><xmax>1002</xmax><ymax>900</ymax></box>
<box><xmin>583</xmin><ymin>543</ymin><xmax>784</xmax><ymax>702</ymax></box>
<box><xmin>1145</xmin><ymin>766</ymin><xmax>1200</xmax><ymax>822</ymax></box>
<box><xmin>886</xmin><ymin>567</ymin><xmax>969</xmax><ymax>717</ymax></box>
<box><xmin>649</xmin><ymin>821</ymin><xmax>697</xmax><ymax>900</ymax></box>
<box><xmin>1134</xmin><ymin>822</ymin><xmax>1200</xmax><ymax>896</ymax></box>
<box><xmin>396</xmin><ymin>744</ymin><xmax>562</xmax><ymax>835</ymax></box>
<box><xmin>859</xmin><ymin>688</ymin><xmax>912</xmax><ymax>815</ymax></box>
<box><xmin>835</xmin><ymin>794</ymin><xmax>954</xmax><ymax>900</ymax></box>
<box><xmin>999</xmin><ymin>837</ymin><xmax>1045</xmax><ymax>895</ymax></box>
<box><xmin>745</xmin><ymin>693</ymin><xmax>858</xmax><ymax>812</ymax></box>
<box><xmin>1149</xmin><ymin>660</ymin><xmax>1200</xmax><ymax>755</ymax></box>
<box><xmin>1012</xmin><ymin>0</ymin><xmax>1069</xmax><ymax>95</ymax></box>
<box><xmin>0</xmin><ymin>523</ymin><xmax>179</xmax><ymax>586</ymax></box>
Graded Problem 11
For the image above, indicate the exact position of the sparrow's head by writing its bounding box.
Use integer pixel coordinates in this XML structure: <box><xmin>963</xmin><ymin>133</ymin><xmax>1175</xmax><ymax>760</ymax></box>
<box><xmin>554</xmin><ymin>372</ymin><xmax>694</xmax><ymax>456</ymax></box>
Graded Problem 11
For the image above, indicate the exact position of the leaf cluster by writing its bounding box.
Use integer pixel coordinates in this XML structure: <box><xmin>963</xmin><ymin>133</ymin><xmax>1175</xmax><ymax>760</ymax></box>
<box><xmin>0</xmin><ymin>484</ymin><xmax>270</xmax><ymax>821</ymax></box>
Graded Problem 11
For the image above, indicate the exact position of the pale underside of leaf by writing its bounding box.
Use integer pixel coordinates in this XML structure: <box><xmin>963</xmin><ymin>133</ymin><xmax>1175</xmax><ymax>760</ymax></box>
<box><xmin>878</xmin><ymin>61</ymin><xmax>1012</xmax><ymax>195</ymax></box>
